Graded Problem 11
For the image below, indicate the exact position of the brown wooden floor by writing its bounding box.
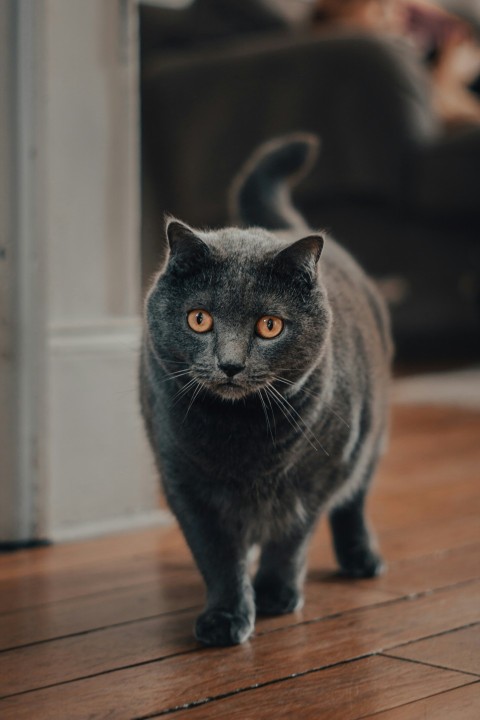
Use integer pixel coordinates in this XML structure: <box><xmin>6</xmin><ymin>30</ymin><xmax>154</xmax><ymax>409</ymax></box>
<box><xmin>0</xmin><ymin>403</ymin><xmax>479</xmax><ymax>719</ymax></box>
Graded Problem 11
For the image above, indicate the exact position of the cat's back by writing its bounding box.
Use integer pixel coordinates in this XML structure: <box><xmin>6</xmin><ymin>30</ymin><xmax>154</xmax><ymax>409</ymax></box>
<box><xmin>322</xmin><ymin>235</ymin><xmax>393</xmax><ymax>365</ymax></box>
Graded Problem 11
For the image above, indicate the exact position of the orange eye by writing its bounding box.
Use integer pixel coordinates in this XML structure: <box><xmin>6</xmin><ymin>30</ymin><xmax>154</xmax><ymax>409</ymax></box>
<box><xmin>256</xmin><ymin>315</ymin><xmax>284</xmax><ymax>339</ymax></box>
<box><xmin>187</xmin><ymin>309</ymin><xmax>213</xmax><ymax>333</ymax></box>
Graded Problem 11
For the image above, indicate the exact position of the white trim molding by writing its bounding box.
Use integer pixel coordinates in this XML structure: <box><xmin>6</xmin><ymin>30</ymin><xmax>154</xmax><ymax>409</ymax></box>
<box><xmin>0</xmin><ymin>0</ymin><xmax>48</xmax><ymax>544</ymax></box>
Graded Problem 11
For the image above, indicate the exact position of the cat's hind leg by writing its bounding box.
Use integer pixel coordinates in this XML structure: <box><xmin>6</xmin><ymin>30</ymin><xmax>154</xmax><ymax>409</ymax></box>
<box><xmin>329</xmin><ymin>482</ymin><xmax>384</xmax><ymax>578</ymax></box>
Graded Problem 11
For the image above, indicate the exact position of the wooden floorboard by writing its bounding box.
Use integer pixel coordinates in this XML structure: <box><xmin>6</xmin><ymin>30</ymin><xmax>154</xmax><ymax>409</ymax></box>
<box><xmin>361</xmin><ymin>681</ymin><xmax>480</xmax><ymax>719</ymax></box>
<box><xmin>0</xmin><ymin>403</ymin><xmax>479</xmax><ymax>719</ymax></box>
<box><xmin>386</xmin><ymin>624</ymin><xmax>480</xmax><ymax>676</ymax></box>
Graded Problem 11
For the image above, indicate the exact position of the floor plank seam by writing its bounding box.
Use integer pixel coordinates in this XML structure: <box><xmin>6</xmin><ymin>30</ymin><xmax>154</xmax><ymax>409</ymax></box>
<box><xmin>0</xmin><ymin>645</ymin><xmax>202</xmax><ymax>702</ymax></box>
<box><xmin>132</xmin><ymin>653</ymin><xmax>381</xmax><ymax>720</ymax></box>
<box><xmin>0</xmin><ymin>580</ymin><xmax>198</xmax><ymax>618</ymax></box>
<box><xmin>0</xmin><ymin>580</ymin><xmax>188</xmax><ymax>617</ymax></box>
<box><xmin>355</xmin><ymin>678</ymin><xmax>480</xmax><ymax>720</ymax></box>
<box><xmin>379</xmin><ymin>651</ymin><xmax>480</xmax><ymax>678</ymax></box>
<box><xmin>0</xmin><ymin>606</ymin><xmax>201</xmax><ymax>655</ymax></box>
<box><xmin>0</xmin><ymin>567</ymin><xmax>195</xmax><ymax>616</ymax></box>
<box><xmin>254</xmin><ymin>577</ymin><xmax>480</xmax><ymax>640</ymax></box>
<box><xmin>380</xmin><ymin>619</ymin><xmax>480</xmax><ymax>655</ymax></box>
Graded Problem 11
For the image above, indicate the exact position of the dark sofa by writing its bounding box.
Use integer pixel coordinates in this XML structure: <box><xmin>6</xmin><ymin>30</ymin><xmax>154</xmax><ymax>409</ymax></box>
<box><xmin>140</xmin><ymin>8</ymin><xmax>480</xmax><ymax>360</ymax></box>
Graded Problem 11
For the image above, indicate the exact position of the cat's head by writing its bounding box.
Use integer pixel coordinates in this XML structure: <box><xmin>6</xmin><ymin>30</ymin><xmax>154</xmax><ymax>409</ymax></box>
<box><xmin>145</xmin><ymin>219</ymin><xmax>331</xmax><ymax>401</ymax></box>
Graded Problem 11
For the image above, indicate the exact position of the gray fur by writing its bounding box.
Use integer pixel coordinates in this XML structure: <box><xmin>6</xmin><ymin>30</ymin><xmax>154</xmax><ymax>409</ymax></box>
<box><xmin>140</xmin><ymin>134</ymin><xmax>392</xmax><ymax>647</ymax></box>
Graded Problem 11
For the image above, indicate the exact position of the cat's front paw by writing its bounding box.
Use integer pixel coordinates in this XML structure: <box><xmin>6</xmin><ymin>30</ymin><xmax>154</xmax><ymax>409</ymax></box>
<box><xmin>339</xmin><ymin>548</ymin><xmax>385</xmax><ymax>578</ymax></box>
<box><xmin>195</xmin><ymin>609</ymin><xmax>254</xmax><ymax>647</ymax></box>
<box><xmin>254</xmin><ymin>577</ymin><xmax>303</xmax><ymax>616</ymax></box>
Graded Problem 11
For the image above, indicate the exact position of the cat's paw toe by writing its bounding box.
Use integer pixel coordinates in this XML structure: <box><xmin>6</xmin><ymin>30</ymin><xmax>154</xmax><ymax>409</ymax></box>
<box><xmin>255</xmin><ymin>579</ymin><xmax>303</xmax><ymax>616</ymax></box>
<box><xmin>195</xmin><ymin>609</ymin><xmax>254</xmax><ymax>647</ymax></box>
<box><xmin>339</xmin><ymin>550</ymin><xmax>385</xmax><ymax>579</ymax></box>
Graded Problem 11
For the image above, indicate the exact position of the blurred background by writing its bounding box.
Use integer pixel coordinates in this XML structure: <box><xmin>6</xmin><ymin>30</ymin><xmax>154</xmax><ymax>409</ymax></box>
<box><xmin>1</xmin><ymin>0</ymin><xmax>479</xmax><ymax>547</ymax></box>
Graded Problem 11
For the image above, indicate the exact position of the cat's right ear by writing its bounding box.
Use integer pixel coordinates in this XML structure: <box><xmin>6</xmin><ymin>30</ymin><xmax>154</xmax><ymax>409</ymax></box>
<box><xmin>273</xmin><ymin>234</ymin><xmax>324</xmax><ymax>286</ymax></box>
<box><xmin>165</xmin><ymin>219</ymin><xmax>210</xmax><ymax>274</ymax></box>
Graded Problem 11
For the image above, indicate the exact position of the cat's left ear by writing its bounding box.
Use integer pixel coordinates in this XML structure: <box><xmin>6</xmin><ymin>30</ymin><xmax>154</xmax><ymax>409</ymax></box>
<box><xmin>165</xmin><ymin>219</ymin><xmax>210</xmax><ymax>274</ymax></box>
<box><xmin>274</xmin><ymin>235</ymin><xmax>324</xmax><ymax>284</ymax></box>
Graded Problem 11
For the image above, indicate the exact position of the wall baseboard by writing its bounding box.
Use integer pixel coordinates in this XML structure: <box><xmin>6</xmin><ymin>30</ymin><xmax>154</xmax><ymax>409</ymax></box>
<box><xmin>0</xmin><ymin>539</ymin><xmax>51</xmax><ymax>553</ymax></box>
<box><xmin>394</xmin><ymin>367</ymin><xmax>480</xmax><ymax>409</ymax></box>
<box><xmin>50</xmin><ymin>509</ymin><xmax>172</xmax><ymax>544</ymax></box>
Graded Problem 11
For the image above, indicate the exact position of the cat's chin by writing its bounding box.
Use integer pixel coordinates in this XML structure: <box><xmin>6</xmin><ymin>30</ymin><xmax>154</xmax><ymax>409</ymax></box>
<box><xmin>210</xmin><ymin>381</ymin><xmax>255</xmax><ymax>402</ymax></box>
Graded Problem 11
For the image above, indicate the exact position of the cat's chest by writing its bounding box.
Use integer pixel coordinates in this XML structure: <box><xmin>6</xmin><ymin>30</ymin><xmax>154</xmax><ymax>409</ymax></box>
<box><xmin>170</xmin><ymin>403</ymin><xmax>327</xmax><ymax>503</ymax></box>
<box><xmin>177</xmin><ymin>405</ymin><xmax>287</xmax><ymax>479</ymax></box>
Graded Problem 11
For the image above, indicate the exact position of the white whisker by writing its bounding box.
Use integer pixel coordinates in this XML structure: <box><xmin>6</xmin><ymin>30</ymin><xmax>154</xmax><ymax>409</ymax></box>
<box><xmin>265</xmin><ymin>385</ymin><xmax>311</xmax><ymax>449</ymax></box>
<box><xmin>325</xmin><ymin>405</ymin><xmax>350</xmax><ymax>429</ymax></box>
<box><xmin>273</xmin><ymin>375</ymin><xmax>350</xmax><ymax>429</ymax></box>
<box><xmin>160</xmin><ymin>368</ymin><xmax>193</xmax><ymax>383</ymax></box>
<box><xmin>171</xmin><ymin>377</ymin><xmax>197</xmax><ymax>404</ymax></box>
<box><xmin>182</xmin><ymin>381</ymin><xmax>204</xmax><ymax>423</ymax></box>
<box><xmin>267</xmin><ymin>383</ymin><xmax>329</xmax><ymax>456</ymax></box>
<box><xmin>267</xmin><ymin>386</ymin><xmax>319</xmax><ymax>452</ymax></box>
<box><xmin>258</xmin><ymin>389</ymin><xmax>275</xmax><ymax>445</ymax></box>
<box><xmin>263</xmin><ymin>387</ymin><xmax>277</xmax><ymax>441</ymax></box>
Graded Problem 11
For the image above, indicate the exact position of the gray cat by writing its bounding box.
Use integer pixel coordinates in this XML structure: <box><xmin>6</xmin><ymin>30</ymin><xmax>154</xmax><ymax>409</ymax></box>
<box><xmin>140</xmin><ymin>134</ymin><xmax>392</xmax><ymax>647</ymax></box>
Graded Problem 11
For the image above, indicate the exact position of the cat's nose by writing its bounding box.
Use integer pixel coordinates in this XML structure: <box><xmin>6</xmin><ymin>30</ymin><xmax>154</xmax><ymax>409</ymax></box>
<box><xmin>219</xmin><ymin>362</ymin><xmax>245</xmax><ymax>378</ymax></box>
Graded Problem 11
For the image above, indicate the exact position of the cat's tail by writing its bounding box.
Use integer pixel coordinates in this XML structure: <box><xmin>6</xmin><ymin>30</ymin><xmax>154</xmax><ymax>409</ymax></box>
<box><xmin>229</xmin><ymin>132</ymin><xmax>320</xmax><ymax>231</ymax></box>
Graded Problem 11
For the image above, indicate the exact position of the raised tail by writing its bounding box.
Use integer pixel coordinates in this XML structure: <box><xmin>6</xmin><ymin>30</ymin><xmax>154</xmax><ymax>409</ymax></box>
<box><xmin>229</xmin><ymin>133</ymin><xmax>320</xmax><ymax>231</ymax></box>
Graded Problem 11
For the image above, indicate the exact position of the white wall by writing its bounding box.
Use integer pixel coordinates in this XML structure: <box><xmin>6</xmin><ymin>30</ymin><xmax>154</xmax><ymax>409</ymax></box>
<box><xmin>45</xmin><ymin>0</ymin><xmax>139</xmax><ymax>324</ymax></box>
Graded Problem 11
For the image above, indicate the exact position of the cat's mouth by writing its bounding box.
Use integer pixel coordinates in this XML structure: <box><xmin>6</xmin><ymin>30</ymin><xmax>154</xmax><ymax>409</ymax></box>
<box><xmin>192</xmin><ymin>371</ymin><xmax>267</xmax><ymax>401</ymax></box>
<box><xmin>215</xmin><ymin>380</ymin><xmax>250</xmax><ymax>400</ymax></box>
<box><xmin>200</xmin><ymin>377</ymin><xmax>262</xmax><ymax>401</ymax></box>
